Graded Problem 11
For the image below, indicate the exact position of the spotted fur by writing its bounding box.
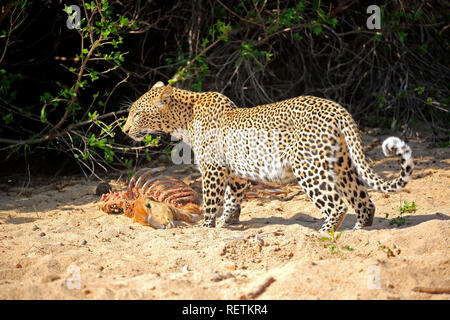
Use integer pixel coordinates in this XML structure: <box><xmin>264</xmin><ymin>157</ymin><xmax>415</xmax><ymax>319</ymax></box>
<box><xmin>123</xmin><ymin>82</ymin><xmax>414</xmax><ymax>232</ymax></box>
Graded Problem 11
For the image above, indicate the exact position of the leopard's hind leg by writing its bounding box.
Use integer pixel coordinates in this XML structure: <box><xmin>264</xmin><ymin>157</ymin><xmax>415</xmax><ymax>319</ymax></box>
<box><xmin>335</xmin><ymin>134</ymin><xmax>375</xmax><ymax>229</ymax></box>
<box><xmin>291</xmin><ymin>135</ymin><xmax>348</xmax><ymax>232</ymax></box>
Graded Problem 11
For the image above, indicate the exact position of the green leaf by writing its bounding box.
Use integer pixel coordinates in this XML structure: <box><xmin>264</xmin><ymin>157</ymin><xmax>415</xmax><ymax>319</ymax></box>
<box><xmin>2</xmin><ymin>112</ymin><xmax>14</xmax><ymax>124</ymax></box>
<box><xmin>145</xmin><ymin>149</ymin><xmax>152</xmax><ymax>162</ymax></box>
<box><xmin>40</xmin><ymin>106</ymin><xmax>47</xmax><ymax>123</ymax></box>
<box><xmin>89</xmin><ymin>71</ymin><xmax>99</xmax><ymax>82</ymax></box>
<box><xmin>88</xmin><ymin>110</ymin><xmax>98</xmax><ymax>119</ymax></box>
<box><xmin>201</xmin><ymin>38</ymin><xmax>210</xmax><ymax>48</ymax></box>
<box><xmin>398</xmin><ymin>32</ymin><xmax>407</xmax><ymax>42</ymax></box>
<box><xmin>312</xmin><ymin>24</ymin><xmax>322</xmax><ymax>35</ymax></box>
<box><xmin>329</xmin><ymin>18</ymin><xmax>338</xmax><ymax>28</ymax></box>
<box><xmin>414</xmin><ymin>86</ymin><xmax>425</xmax><ymax>95</ymax></box>
<box><xmin>374</xmin><ymin>32</ymin><xmax>382</xmax><ymax>41</ymax></box>
<box><xmin>294</xmin><ymin>32</ymin><xmax>303</xmax><ymax>41</ymax></box>
<box><xmin>124</xmin><ymin>158</ymin><xmax>133</xmax><ymax>168</ymax></box>
<box><xmin>64</xmin><ymin>6</ymin><xmax>72</xmax><ymax>14</ymax></box>
<box><xmin>78</xmin><ymin>80</ymin><xmax>88</xmax><ymax>88</ymax></box>
<box><xmin>329</xmin><ymin>227</ymin><xmax>335</xmax><ymax>238</ymax></box>
<box><xmin>119</xmin><ymin>16</ymin><xmax>130</xmax><ymax>27</ymax></box>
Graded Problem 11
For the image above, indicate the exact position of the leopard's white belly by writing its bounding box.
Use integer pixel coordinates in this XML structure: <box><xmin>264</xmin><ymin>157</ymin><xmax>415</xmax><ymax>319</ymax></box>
<box><xmin>229</xmin><ymin>158</ymin><xmax>295</xmax><ymax>184</ymax></box>
<box><xmin>224</xmin><ymin>136</ymin><xmax>294</xmax><ymax>184</ymax></box>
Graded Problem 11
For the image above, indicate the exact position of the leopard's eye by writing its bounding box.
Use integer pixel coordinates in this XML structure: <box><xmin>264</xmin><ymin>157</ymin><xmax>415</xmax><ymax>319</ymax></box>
<box><xmin>133</xmin><ymin>111</ymin><xmax>141</xmax><ymax>124</ymax></box>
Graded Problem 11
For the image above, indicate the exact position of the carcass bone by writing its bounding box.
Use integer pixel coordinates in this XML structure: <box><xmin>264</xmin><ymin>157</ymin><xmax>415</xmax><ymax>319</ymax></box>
<box><xmin>98</xmin><ymin>167</ymin><xmax>202</xmax><ymax>229</ymax></box>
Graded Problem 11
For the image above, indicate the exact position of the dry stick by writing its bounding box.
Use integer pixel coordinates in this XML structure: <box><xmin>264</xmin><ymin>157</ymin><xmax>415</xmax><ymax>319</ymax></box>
<box><xmin>169</xmin><ymin>38</ymin><xmax>221</xmax><ymax>84</ymax></box>
<box><xmin>412</xmin><ymin>287</ymin><xmax>450</xmax><ymax>295</ymax></box>
<box><xmin>103</xmin><ymin>73</ymin><xmax>130</xmax><ymax>113</ymax></box>
<box><xmin>240</xmin><ymin>276</ymin><xmax>276</xmax><ymax>300</ymax></box>
<box><xmin>280</xmin><ymin>189</ymin><xmax>303</xmax><ymax>201</ymax></box>
<box><xmin>47</xmin><ymin>34</ymin><xmax>102</xmax><ymax>141</ymax></box>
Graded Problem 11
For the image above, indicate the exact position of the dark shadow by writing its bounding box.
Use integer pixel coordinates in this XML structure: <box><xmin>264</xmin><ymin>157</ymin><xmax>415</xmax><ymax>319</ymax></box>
<box><xmin>0</xmin><ymin>212</ymin><xmax>39</xmax><ymax>225</ymax></box>
<box><xmin>226</xmin><ymin>212</ymin><xmax>322</xmax><ymax>231</ymax></box>
<box><xmin>0</xmin><ymin>176</ymin><xmax>100</xmax><ymax>215</ymax></box>
<box><xmin>0</xmin><ymin>193</ymin><xmax>99</xmax><ymax>214</ymax></box>
<box><xmin>361</xmin><ymin>212</ymin><xmax>450</xmax><ymax>231</ymax></box>
<box><xmin>227</xmin><ymin>211</ymin><xmax>449</xmax><ymax>232</ymax></box>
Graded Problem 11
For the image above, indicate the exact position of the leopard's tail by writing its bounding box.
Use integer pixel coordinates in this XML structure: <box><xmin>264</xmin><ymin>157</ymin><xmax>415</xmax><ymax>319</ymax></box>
<box><xmin>337</xmin><ymin>110</ymin><xmax>414</xmax><ymax>192</ymax></box>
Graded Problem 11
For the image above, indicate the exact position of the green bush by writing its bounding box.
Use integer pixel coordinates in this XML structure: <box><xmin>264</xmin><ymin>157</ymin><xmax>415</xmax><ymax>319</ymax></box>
<box><xmin>0</xmin><ymin>1</ymin><xmax>448</xmax><ymax>176</ymax></box>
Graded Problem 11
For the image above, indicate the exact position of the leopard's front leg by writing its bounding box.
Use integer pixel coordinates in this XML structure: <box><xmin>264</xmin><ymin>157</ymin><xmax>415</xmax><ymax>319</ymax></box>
<box><xmin>200</xmin><ymin>163</ymin><xmax>227</xmax><ymax>228</ymax></box>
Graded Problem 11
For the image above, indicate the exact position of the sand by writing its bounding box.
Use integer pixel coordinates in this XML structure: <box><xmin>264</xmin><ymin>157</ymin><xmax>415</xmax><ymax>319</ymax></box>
<box><xmin>0</xmin><ymin>133</ymin><xmax>449</xmax><ymax>300</ymax></box>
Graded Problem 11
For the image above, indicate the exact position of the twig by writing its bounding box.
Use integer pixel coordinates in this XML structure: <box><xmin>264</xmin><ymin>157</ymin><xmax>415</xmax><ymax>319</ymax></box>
<box><xmin>412</xmin><ymin>287</ymin><xmax>450</xmax><ymax>295</ymax></box>
<box><xmin>240</xmin><ymin>276</ymin><xmax>275</xmax><ymax>300</ymax></box>
<box><xmin>280</xmin><ymin>190</ymin><xmax>303</xmax><ymax>201</ymax></box>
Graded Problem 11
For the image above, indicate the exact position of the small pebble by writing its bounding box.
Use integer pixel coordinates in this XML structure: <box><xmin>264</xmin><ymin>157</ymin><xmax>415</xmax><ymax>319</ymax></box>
<box><xmin>211</xmin><ymin>272</ymin><xmax>223</xmax><ymax>282</ymax></box>
<box><xmin>95</xmin><ymin>182</ymin><xmax>112</xmax><ymax>196</ymax></box>
<box><xmin>39</xmin><ymin>232</ymin><xmax>46</xmax><ymax>237</ymax></box>
<box><xmin>15</xmin><ymin>263</ymin><xmax>22</xmax><ymax>268</ymax></box>
<box><xmin>32</xmin><ymin>225</ymin><xmax>39</xmax><ymax>231</ymax></box>
<box><xmin>256</xmin><ymin>237</ymin><xmax>264</xmax><ymax>246</ymax></box>
<box><xmin>158</xmin><ymin>154</ymin><xmax>168</xmax><ymax>162</ymax></box>
<box><xmin>81</xmin><ymin>240</ymin><xmax>87</xmax><ymax>245</ymax></box>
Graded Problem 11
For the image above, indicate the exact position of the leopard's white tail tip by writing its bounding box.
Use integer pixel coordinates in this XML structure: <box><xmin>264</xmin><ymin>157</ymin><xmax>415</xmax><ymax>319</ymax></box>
<box><xmin>382</xmin><ymin>137</ymin><xmax>405</xmax><ymax>156</ymax></box>
<box><xmin>382</xmin><ymin>136</ymin><xmax>414</xmax><ymax>182</ymax></box>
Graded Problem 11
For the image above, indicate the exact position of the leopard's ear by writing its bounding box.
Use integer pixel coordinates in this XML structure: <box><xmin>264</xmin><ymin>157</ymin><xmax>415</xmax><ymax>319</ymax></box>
<box><xmin>154</xmin><ymin>86</ymin><xmax>173</xmax><ymax>109</ymax></box>
<box><xmin>151</xmin><ymin>81</ymin><xmax>165</xmax><ymax>89</ymax></box>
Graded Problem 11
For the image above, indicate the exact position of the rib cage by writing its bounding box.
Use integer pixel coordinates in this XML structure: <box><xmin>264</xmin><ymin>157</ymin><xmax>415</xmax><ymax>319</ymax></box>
<box><xmin>98</xmin><ymin>167</ymin><xmax>202</xmax><ymax>228</ymax></box>
<box><xmin>126</xmin><ymin>167</ymin><xmax>201</xmax><ymax>208</ymax></box>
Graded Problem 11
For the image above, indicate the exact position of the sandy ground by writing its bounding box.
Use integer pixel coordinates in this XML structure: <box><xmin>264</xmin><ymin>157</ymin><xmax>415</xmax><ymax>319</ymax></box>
<box><xmin>0</xmin><ymin>132</ymin><xmax>449</xmax><ymax>300</ymax></box>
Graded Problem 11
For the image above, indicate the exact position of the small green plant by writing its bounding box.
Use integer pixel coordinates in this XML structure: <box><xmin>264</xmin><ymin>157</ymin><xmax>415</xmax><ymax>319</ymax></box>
<box><xmin>238</xmin><ymin>42</ymin><xmax>273</xmax><ymax>68</ymax></box>
<box><xmin>123</xmin><ymin>158</ymin><xmax>134</xmax><ymax>179</ymax></box>
<box><xmin>319</xmin><ymin>228</ymin><xmax>354</xmax><ymax>255</ymax></box>
<box><xmin>391</xmin><ymin>213</ymin><xmax>408</xmax><ymax>226</ymax></box>
<box><xmin>382</xmin><ymin>201</ymin><xmax>416</xmax><ymax>226</ymax></box>
<box><xmin>163</xmin><ymin>145</ymin><xmax>173</xmax><ymax>162</ymax></box>
<box><xmin>398</xmin><ymin>200</ymin><xmax>417</xmax><ymax>215</ymax></box>
<box><xmin>437</xmin><ymin>140</ymin><xmax>450</xmax><ymax>148</ymax></box>
<box><xmin>378</xmin><ymin>242</ymin><xmax>401</xmax><ymax>258</ymax></box>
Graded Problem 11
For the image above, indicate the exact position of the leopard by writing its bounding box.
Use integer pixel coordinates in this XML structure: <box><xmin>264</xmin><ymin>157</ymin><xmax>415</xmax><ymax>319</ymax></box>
<box><xmin>123</xmin><ymin>81</ymin><xmax>414</xmax><ymax>232</ymax></box>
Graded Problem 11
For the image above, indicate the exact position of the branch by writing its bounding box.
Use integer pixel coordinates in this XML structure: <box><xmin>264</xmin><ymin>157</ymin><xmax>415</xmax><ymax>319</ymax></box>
<box><xmin>0</xmin><ymin>110</ymin><xmax>128</xmax><ymax>147</ymax></box>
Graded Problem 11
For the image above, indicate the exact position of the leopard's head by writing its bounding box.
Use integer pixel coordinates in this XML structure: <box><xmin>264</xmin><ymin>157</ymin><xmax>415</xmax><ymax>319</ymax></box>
<box><xmin>123</xmin><ymin>81</ymin><xmax>173</xmax><ymax>141</ymax></box>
